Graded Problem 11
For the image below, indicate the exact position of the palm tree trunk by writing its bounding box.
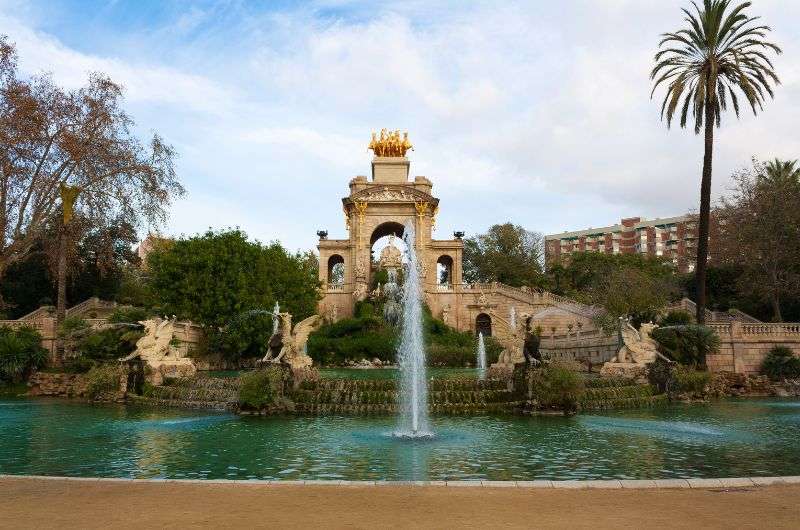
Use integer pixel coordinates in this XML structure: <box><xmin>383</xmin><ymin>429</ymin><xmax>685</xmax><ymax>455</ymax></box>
<box><xmin>694</xmin><ymin>100</ymin><xmax>715</xmax><ymax>324</ymax></box>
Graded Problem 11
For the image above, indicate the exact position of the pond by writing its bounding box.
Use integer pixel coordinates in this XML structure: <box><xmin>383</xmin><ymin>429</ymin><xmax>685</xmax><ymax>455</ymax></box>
<box><xmin>2</xmin><ymin>398</ymin><xmax>799</xmax><ymax>481</ymax></box>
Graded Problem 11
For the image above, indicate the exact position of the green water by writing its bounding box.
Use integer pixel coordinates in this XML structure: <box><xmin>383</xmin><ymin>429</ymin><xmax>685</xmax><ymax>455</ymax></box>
<box><xmin>1</xmin><ymin>398</ymin><xmax>799</xmax><ymax>481</ymax></box>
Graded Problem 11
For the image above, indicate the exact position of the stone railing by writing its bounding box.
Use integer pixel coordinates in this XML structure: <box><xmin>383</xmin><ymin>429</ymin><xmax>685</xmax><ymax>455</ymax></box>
<box><xmin>740</xmin><ymin>323</ymin><xmax>800</xmax><ymax>335</ymax></box>
<box><xmin>706</xmin><ymin>320</ymin><xmax>800</xmax><ymax>374</ymax></box>
<box><xmin>326</xmin><ymin>283</ymin><xmax>345</xmax><ymax>292</ymax></box>
<box><xmin>17</xmin><ymin>306</ymin><xmax>55</xmax><ymax>321</ymax></box>
<box><xmin>436</xmin><ymin>284</ymin><xmax>453</xmax><ymax>292</ymax></box>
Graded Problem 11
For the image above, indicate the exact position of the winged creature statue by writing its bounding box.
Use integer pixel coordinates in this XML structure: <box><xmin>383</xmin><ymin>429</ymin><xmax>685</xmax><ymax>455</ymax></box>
<box><xmin>261</xmin><ymin>313</ymin><xmax>322</xmax><ymax>370</ymax></box>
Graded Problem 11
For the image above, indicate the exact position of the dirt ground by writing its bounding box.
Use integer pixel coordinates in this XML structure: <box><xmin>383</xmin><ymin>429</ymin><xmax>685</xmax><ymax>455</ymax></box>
<box><xmin>2</xmin><ymin>478</ymin><xmax>799</xmax><ymax>529</ymax></box>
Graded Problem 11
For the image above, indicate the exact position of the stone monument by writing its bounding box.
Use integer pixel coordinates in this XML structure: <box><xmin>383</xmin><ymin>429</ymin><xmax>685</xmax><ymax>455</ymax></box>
<box><xmin>121</xmin><ymin>317</ymin><xmax>196</xmax><ymax>385</ymax></box>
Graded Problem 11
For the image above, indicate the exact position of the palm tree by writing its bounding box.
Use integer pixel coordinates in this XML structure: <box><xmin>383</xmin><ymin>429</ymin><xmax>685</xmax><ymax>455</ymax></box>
<box><xmin>650</xmin><ymin>0</ymin><xmax>781</xmax><ymax>323</ymax></box>
<box><xmin>763</xmin><ymin>158</ymin><xmax>800</xmax><ymax>185</ymax></box>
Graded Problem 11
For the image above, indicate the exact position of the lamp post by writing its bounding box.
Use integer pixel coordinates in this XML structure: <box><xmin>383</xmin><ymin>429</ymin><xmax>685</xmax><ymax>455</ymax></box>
<box><xmin>55</xmin><ymin>184</ymin><xmax>80</xmax><ymax>364</ymax></box>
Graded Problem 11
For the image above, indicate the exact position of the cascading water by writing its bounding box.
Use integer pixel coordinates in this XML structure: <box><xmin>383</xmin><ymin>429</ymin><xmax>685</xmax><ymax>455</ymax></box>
<box><xmin>510</xmin><ymin>306</ymin><xmax>516</xmax><ymax>332</ymax></box>
<box><xmin>476</xmin><ymin>332</ymin><xmax>487</xmax><ymax>380</ymax></box>
<box><xmin>272</xmin><ymin>301</ymin><xmax>281</xmax><ymax>334</ymax></box>
<box><xmin>394</xmin><ymin>221</ymin><xmax>433</xmax><ymax>438</ymax></box>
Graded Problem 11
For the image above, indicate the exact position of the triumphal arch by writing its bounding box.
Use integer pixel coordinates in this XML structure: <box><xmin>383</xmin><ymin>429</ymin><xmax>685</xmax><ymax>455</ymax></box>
<box><xmin>317</xmin><ymin>131</ymin><xmax>610</xmax><ymax>364</ymax></box>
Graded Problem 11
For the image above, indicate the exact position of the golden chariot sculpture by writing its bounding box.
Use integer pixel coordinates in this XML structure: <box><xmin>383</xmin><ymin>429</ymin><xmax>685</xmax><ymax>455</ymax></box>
<box><xmin>368</xmin><ymin>129</ymin><xmax>413</xmax><ymax>157</ymax></box>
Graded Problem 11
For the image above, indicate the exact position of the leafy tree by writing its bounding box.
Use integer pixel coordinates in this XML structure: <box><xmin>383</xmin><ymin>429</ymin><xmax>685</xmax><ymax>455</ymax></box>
<box><xmin>0</xmin><ymin>36</ymin><xmax>184</xmax><ymax>311</ymax></box>
<box><xmin>547</xmin><ymin>253</ymin><xmax>677</xmax><ymax>331</ymax></box>
<box><xmin>463</xmin><ymin>223</ymin><xmax>544</xmax><ymax>287</ymax></box>
<box><xmin>146</xmin><ymin>229</ymin><xmax>319</xmax><ymax>329</ymax></box>
<box><xmin>650</xmin><ymin>0</ymin><xmax>781</xmax><ymax>323</ymax></box>
<box><xmin>712</xmin><ymin>159</ymin><xmax>800</xmax><ymax>321</ymax></box>
<box><xmin>214</xmin><ymin>311</ymin><xmax>275</xmax><ymax>362</ymax></box>
<box><xmin>0</xmin><ymin>220</ymin><xmax>142</xmax><ymax>319</ymax></box>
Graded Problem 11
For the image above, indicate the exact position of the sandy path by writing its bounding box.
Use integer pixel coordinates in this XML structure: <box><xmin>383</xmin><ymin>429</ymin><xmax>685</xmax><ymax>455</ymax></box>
<box><xmin>2</xmin><ymin>477</ymin><xmax>799</xmax><ymax>529</ymax></box>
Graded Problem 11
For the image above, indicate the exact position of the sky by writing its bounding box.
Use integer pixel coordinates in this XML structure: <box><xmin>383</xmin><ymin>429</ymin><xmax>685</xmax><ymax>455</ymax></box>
<box><xmin>3</xmin><ymin>0</ymin><xmax>800</xmax><ymax>252</ymax></box>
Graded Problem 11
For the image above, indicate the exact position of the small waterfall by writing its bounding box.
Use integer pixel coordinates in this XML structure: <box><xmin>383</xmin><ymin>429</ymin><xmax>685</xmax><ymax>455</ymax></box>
<box><xmin>383</xmin><ymin>269</ymin><xmax>402</xmax><ymax>326</ymax></box>
<box><xmin>510</xmin><ymin>306</ymin><xmax>516</xmax><ymax>332</ymax></box>
<box><xmin>394</xmin><ymin>221</ymin><xmax>432</xmax><ymax>438</ymax></box>
<box><xmin>476</xmin><ymin>332</ymin><xmax>487</xmax><ymax>380</ymax></box>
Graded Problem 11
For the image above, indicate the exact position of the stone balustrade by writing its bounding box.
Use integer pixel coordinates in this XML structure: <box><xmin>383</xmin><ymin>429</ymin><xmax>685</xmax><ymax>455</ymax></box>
<box><xmin>706</xmin><ymin>320</ymin><xmax>800</xmax><ymax>374</ymax></box>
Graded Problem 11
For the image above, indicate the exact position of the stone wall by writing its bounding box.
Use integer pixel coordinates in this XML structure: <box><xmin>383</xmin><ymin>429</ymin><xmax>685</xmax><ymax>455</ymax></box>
<box><xmin>541</xmin><ymin>330</ymin><xmax>619</xmax><ymax>365</ymax></box>
<box><xmin>706</xmin><ymin>322</ymin><xmax>800</xmax><ymax>374</ymax></box>
<box><xmin>27</xmin><ymin>372</ymin><xmax>88</xmax><ymax>398</ymax></box>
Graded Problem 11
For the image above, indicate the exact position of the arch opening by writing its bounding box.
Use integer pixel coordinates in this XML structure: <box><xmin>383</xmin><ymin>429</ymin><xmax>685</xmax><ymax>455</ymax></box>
<box><xmin>436</xmin><ymin>255</ymin><xmax>454</xmax><ymax>286</ymax></box>
<box><xmin>369</xmin><ymin>221</ymin><xmax>406</xmax><ymax>247</ymax></box>
<box><xmin>476</xmin><ymin>313</ymin><xmax>492</xmax><ymax>337</ymax></box>
<box><xmin>327</xmin><ymin>254</ymin><xmax>345</xmax><ymax>286</ymax></box>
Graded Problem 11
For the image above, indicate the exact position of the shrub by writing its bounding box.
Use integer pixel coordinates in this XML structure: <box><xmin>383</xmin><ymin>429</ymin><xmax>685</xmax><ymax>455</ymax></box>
<box><xmin>651</xmin><ymin>325</ymin><xmax>720</xmax><ymax>367</ymax></box>
<box><xmin>671</xmin><ymin>366</ymin><xmax>711</xmax><ymax>396</ymax></box>
<box><xmin>761</xmin><ymin>346</ymin><xmax>800</xmax><ymax>380</ymax></box>
<box><xmin>659</xmin><ymin>310</ymin><xmax>693</xmax><ymax>326</ymax></box>
<box><xmin>214</xmin><ymin>310</ymin><xmax>275</xmax><ymax>362</ymax></box>
<box><xmin>531</xmin><ymin>361</ymin><xmax>585</xmax><ymax>413</ymax></box>
<box><xmin>647</xmin><ymin>357</ymin><xmax>673</xmax><ymax>393</ymax></box>
<box><xmin>307</xmin><ymin>317</ymin><xmax>396</xmax><ymax>365</ymax></box>
<box><xmin>238</xmin><ymin>367</ymin><xmax>286</xmax><ymax>409</ymax></box>
<box><xmin>77</xmin><ymin>328</ymin><xmax>142</xmax><ymax>362</ymax></box>
<box><xmin>59</xmin><ymin>316</ymin><xmax>89</xmax><ymax>337</ymax></box>
<box><xmin>108</xmin><ymin>307</ymin><xmax>148</xmax><ymax>324</ymax></box>
<box><xmin>85</xmin><ymin>364</ymin><xmax>124</xmax><ymax>398</ymax></box>
<box><xmin>0</xmin><ymin>326</ymin><xmax>49</xmax><ymax>382</ymax></box>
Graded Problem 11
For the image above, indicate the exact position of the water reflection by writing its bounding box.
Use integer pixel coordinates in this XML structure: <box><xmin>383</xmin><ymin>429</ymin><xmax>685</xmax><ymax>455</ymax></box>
<box><xmin>0</xmin><ymin>398</ymin><xmax>799</xmax><ymax>481</ymax></box>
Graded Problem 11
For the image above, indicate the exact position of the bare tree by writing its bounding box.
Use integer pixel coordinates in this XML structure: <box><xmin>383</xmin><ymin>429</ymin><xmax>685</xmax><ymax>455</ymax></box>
<box><xmin>712</xmin><ymin>158</ymin><xmax>800</xmax><ymax>321</ymax></box>
<box><xmin>0</xmin><ymin>36</ymin><xmax>185</xmax><ymax>310</ymax></box>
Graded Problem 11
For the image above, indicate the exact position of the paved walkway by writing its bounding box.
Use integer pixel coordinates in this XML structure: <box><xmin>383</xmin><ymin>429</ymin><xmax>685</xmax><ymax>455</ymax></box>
<box><xmin>2</xmin><ymin>476</ymin><xmax>800</xmax><ymax>529</ymax></box>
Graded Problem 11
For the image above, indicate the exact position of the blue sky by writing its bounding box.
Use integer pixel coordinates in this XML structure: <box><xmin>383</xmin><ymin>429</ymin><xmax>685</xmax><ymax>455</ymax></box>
<box><xmin>3</xmin><ymin>0</ymin><xmax>800</xmax><ymax>251</ymax></box>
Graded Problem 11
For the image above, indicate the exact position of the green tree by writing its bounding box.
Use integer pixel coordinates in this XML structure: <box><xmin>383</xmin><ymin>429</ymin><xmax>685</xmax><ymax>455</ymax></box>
<box><xmin>712</xmin><ymin>158</ymin><xmax>800</xmax><ymax>321</ymax></box>
<box><xmin>0</xmin><ymin>219</ymin><xmax>141</xmax><ymax>319</ymax></box>
<box><xmin>650</xmin><ymin>0</ymin><xmax>781</xmax><ymax>323</ymax></box>
<box><xmin>547</xmin><ymin>252</ymin><xmax>677</xmax><ymax>331</ymax></box>
<box><xmin>147</xmin><ymin>229</ymin><xmax>319</xmax><ymax>329</ymax></box>
<box><xmin>547</xmin><ymin>252</ymin><xmax>674</xmax><ymax>296</ymax></box>
<box><xmin>463</xmin><ymin>223</ymin><xmax>544</xmax><ymax>287</ymax></box>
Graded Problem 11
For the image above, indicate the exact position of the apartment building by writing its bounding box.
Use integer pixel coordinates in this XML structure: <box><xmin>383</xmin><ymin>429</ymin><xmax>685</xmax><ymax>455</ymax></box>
<box><xmin>545</xmin><ymin>215</ymin><xmax>696</xmax><ymax>272</ymax></box>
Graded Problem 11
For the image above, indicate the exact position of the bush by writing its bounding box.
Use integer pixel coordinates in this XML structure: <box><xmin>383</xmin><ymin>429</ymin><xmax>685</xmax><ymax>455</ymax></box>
<box><xmin>108</xmin><ymin>307</ymin><xmax>148</xmax><ymax>324</ymax></box>
<box><xmin>76</xmin><ymin>328</ymin><xmax>142</xmax><ymax>362</ymax></box>
<box><xmin>659</xmin><ymin>310</ymin><xmax>693</xmax><ymax>326</ymax></box>
<box><xmin>761</xmin><ymin>346</ymin><xmax>800</xmax><ymax>380</ymax></box>
<box><xmin>0</xmin><ymin>326</ymin><xmax>49</xmax><ymax>382</ymax></box>
<box><xmin>307</xmin><ymin>317</ymin><xmax>396</xmax><ymax>365</ymax></box>
<box><xmin>238</xmin><ymin>367</ymin><xmax>286</xmax><ymax>409</ymax></box>
<box><xmin>214</xmin><ymin>310</ymin><xmax>275</xmax><ymax>362</ymax></box>
<box><xmin>647</xmin><ymin>358</ymin><xmax>709</xmax><ymax>397</ymax></box>
<box><xmin>647</xmin><ymin>357</ymin><xmax>673</xmax><ymax>393</ymax></box>
<box><xmin>671</xmin><ymin>366</ymin><xmax>711</xmax><ymax>396</ymax></box>
<box><xmin>59</xmin><ymin>316</ymin><xmax>89</xmax><ymax>337</ymax></box>
<box><xmin>531</xmin><ymin>361</ymin><xmax>585</xmax><ymax>413</ymax></box>
<box><xmin>651</xmin><ymin>325</ymin><xmax>719</xmax><ymax>367</ymax></box>
<box><xmin>85</xmin><ymin>364</ymin><xmax>124</xmax><ymax>398</ymax></box>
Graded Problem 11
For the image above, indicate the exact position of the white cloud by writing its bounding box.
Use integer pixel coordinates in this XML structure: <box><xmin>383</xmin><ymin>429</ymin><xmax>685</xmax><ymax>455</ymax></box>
<box><xmin>3</xmin><ymin>0</ymin><xmax>799</xmax><ymax>250</ymax></box>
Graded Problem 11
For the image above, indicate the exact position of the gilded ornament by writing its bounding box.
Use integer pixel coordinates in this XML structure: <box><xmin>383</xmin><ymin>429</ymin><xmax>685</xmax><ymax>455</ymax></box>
<box><xmin>368</xmin><ymin>129</ymin><xmax>413</xmax><ymax>157</ymax></box>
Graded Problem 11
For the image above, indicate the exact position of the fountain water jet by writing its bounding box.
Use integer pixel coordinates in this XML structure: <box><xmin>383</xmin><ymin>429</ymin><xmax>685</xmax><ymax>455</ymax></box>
<box><xmin>394</xmin><ymin>221</ymin><xmax>433</xmax><ymax>438</ymax></box>
<box><xmin>476</xmin><ymin>332</ymin><xmax>487</xmax><ymax>380</ymax></box>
